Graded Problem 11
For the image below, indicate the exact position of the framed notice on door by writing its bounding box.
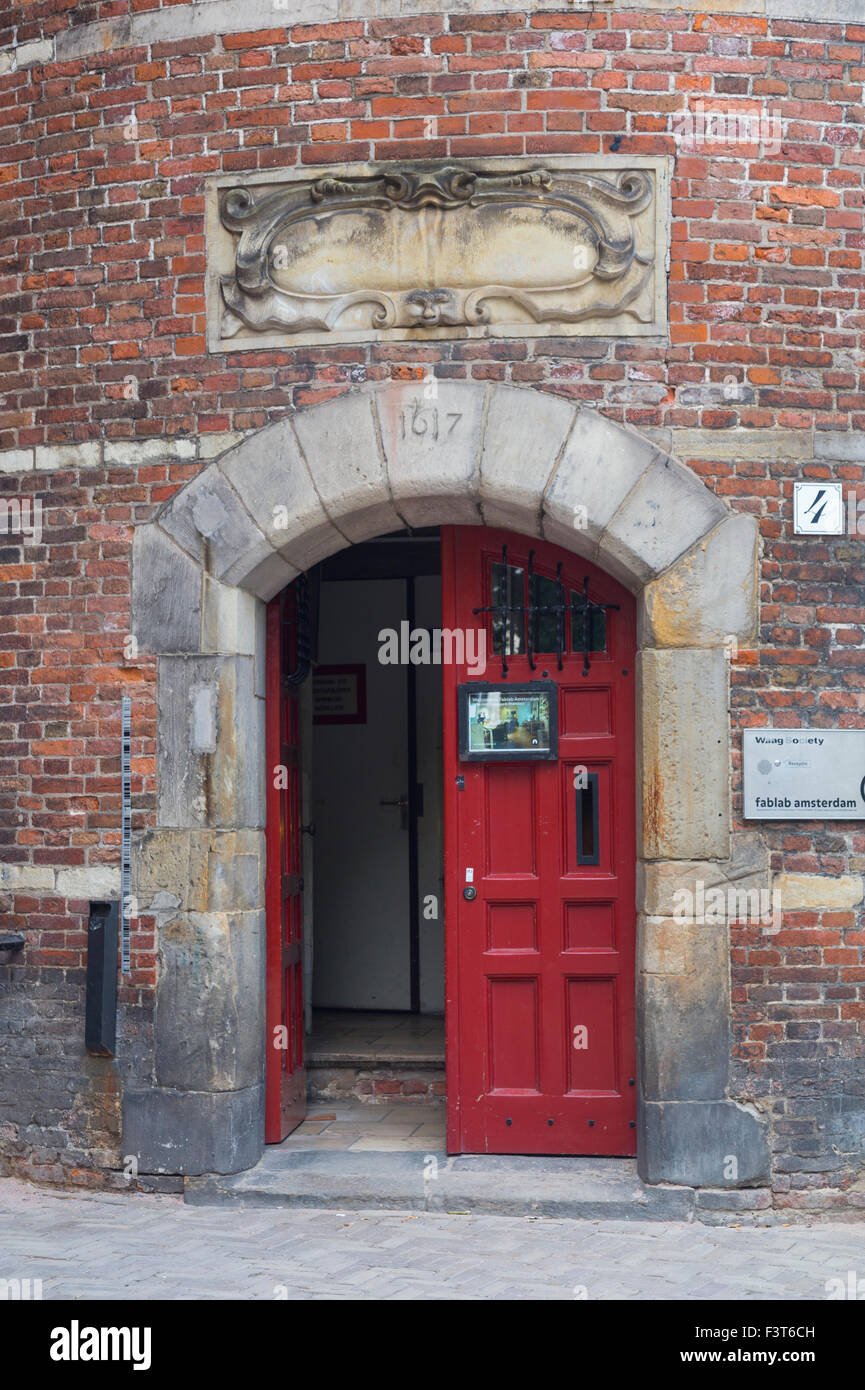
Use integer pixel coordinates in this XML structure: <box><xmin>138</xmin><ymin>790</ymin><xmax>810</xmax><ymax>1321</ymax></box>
<box><xmin>458</xmin><ymin>682</ymin><xmax>557</xmax><ymax>760</ymax></box>
<box><xmin>313</xmin><ymin>664</ymin><xmax>367</xmax><ymax>725</ymax></box>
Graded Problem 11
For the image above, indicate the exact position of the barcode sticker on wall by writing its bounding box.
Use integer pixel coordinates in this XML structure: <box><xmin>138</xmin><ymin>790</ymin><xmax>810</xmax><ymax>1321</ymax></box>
<box><xmin>121</xmin><ymin>695</ymin><xmax>131</xmax><ymax>975</ymax></box>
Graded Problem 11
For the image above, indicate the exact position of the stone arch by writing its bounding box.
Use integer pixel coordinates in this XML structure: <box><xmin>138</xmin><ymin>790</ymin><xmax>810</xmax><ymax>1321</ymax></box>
<box><xmin>127</xmin><ymin>379</ymin><xmax>769</xmax><ymax>1186</ymax></box>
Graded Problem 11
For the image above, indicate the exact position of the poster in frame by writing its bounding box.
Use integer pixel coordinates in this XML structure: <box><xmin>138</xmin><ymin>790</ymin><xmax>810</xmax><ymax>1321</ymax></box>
<box><xmin>458</xmin><ymin>681</ymin><xmax>557</xmax><ymax>761</ymax></box>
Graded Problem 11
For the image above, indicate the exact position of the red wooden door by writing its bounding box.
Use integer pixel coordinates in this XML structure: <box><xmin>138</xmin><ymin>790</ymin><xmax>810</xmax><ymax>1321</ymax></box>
<box><xmin>442</xmin><ymin>527</ymin><xmax>636</xmax><ymax>1156</ymax></box>
<box><xmin>265</xmin><ymin>584</ymin><xmax>307</xmax><ymax>1143</ymax></box>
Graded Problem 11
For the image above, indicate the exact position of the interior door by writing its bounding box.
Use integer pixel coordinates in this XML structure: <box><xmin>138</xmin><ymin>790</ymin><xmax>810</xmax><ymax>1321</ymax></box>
<box><xmin>312</xmin><ymin>579</ymin><xmax>411</xmax><ymax>1011</ymax></box>
<box><xmin>442</xmin><ymin>526</ymin><xmax>636</xmax><ymax>1156</ymax></box>
<box><xmin>265</xmin><ymin>583</ymin><xmax>307</xmax><ymax>1143</ymax></box>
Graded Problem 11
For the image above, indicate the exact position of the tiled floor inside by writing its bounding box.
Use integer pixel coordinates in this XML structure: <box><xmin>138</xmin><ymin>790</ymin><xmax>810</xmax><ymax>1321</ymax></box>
<box><xmin>284</xmin><ymin>1100</ymin><xmax>446</xmax><ymax>1153</ymax></box>
<box><xmin>281</xmin><ymin>1010</ymin><xmax>447</xmax><ymax>1153</ymax></box>
<box><xmin>308</xmin><ymin>1009</ymin><xmax>445</xmax><ymax>1064</ymax></box>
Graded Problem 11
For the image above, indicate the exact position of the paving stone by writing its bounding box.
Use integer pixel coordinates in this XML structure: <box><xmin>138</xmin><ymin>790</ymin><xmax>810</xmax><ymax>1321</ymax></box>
<box><xmin>3</xmin><ymin>1178</ymin><xmax>863</xmax><ymax>1302</ymax></box>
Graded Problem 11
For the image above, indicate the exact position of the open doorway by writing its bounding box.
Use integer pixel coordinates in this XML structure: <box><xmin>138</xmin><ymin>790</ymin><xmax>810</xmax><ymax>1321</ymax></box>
<box><xmin>307</xmin><ymin>529</ymin><xmax>445</xmax><ymax>1108</ymax></box>
<box><xmin>265</xmin><ymin>523</ymin><xmax>637</xmax><ymax>1156</ymax></box>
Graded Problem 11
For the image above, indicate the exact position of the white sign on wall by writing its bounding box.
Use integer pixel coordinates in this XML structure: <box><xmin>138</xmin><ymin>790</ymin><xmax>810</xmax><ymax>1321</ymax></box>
<box><xmin>743</xmin><ymin>729</ymin><xmax>865</xmax><ymax>820</ymax></box>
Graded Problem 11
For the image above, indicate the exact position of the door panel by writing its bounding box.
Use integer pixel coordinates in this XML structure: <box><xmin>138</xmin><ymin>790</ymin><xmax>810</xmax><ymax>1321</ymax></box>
<box><xmin>442</xmin><ymin>526</ymin><xmax>636</xmax><ymax>1156</ymax></box>
<box><xmin>265</xmin><ymin>584</ymin><xmax>307</xmax><ymax>1143</ymax></box>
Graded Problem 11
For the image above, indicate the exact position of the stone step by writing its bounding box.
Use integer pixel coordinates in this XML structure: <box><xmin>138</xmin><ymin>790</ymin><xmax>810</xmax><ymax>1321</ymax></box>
<box><xmin>306</xmin><ymin>1058</ymin><xmax>445</xmax><ymax>1104</ymax></box>
<box><xmin>185</xmin><ymin>1150</ymin><xmax>697</xmax><ymax>1221</ymax></box>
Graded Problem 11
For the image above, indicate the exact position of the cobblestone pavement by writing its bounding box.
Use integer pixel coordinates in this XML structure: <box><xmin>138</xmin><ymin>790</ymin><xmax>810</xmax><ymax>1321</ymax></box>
<box><xmin>1</xmin><ymin>1179</ymin><xmax>864</xmax><ymax>1300</ymax></box>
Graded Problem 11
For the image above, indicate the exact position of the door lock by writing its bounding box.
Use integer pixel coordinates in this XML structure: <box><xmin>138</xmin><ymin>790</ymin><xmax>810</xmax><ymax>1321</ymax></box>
<box><xmin>463</xmin><ymin>885</ymin><xmax>477</xmax><ymax>901</ymax></box>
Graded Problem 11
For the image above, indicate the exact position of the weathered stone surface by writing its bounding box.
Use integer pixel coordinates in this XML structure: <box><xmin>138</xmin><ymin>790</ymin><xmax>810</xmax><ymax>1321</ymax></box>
<box><xmin>15</xmin><ymin>39</ymin><xmax>53</xmax><ymax>68</ymax></box>
<box><xmin>135</xmin><ymin>829</ymin><xmax>264</xmax><ymax>914</ymax></box>
<box><xmin>542</xmin><ymin>410</ymin><xmax>661</xmax><ymax>562</ymax></box>
<box><xmin>208</xmin><ymin>158</ymin><xmax>665</xmax><ymax>353</ymax></box>
<box><xmin>0</xmin><ymin>449</ymin><xmax>34</xmax><ymax>473</ymax></box>
<box><xmin>813</xmin><ymin>431</ymin><xmax>865</xmax><ymax>462</ymax></box>
<box><xmin>671</xmin><ymin>426</ymin><xmax>813</xmax><ymax>462</ymax></box>
<box><xmin>640</xmin><ymin>513</ymin><xmax>759</xmax><ymax>648</ymax></box>
<box><xmin>638</xmin><ymin>832</ymin><xmax>769</xmax><ymax>916</ymax></box>
<box><xmin>219</xmin><ymin>417</ymin><xmax>341</xmax><ymax>573</ymax></box>
<box><xmin>34</xmin><ymin>441</ymin><xmax>100</xmax><ymax>471</ymax></box>
<box><xmin>291</xmin><ymin>393</ymin><xmax>403</xmax><ymax>544</ymax></box>
<box><xmin>479</xmin><ymin>384</ymin><xmax>576</xmax><ymax>535</ymax></box>
<box><xmin>155</xmin><ymin>910</ymin><xmax>264</xmax><ymax>1092</ymax></box>
<box><xmin>201</xmin><ymin>576</ymin><xmax>257</xmax><ymax>657</ymax></box>
<box><xmin>639</xmin><ymin>920</ymin><xmax>730</xmax><ymax>1102</ymax></box>
<box><xmin>122</xmin><ymin>1084</ymin><xmax>264</xmax><ymax>1177</ymax></box>
<box><xmin>640</xmin><ymin>915</ymin><xmax>688</xmax><ymax>976</ymax></box>
<box><xmin>157</xmin><ymin>468</ymin><xmax>292</xmax><ymax>599</ymax></box>
<box><xmin>774</xmin><ymin>873</ymin><xmax>864</xmax><ymax>912</ymax></box>
<box><xmin>156</xmin><ymin>656</ymin><xmax>264</xmax><ymax>830</ymax></box>
<box><xmin>55</xmin><ymin>866</ymin><xmax>121</xmax><ymax>899</ymax></box>
<box><xmin>104</xmin><ymin>438</ymin><xmax>196</xmax><ymax>468</ymax></box>
<box><xmin>638</xmin><ymin>647</ymin><xmax>730</xmax><ymax>860</ymax></box>
<box><xmin>598</xmin><ymin>452</ymin><xmax>728</xmax><ymax>586</ymax></box>
<box><xmin>639</xmin><ymin>1099</ymin><xmax>771</xmax><ymax>1187</ymax></box>
<box><xmin>198</xmin><ymin>431</ymin><xmax>246</xmax><ymax>460</ymax></box>
<box><xmin>206</xmin><ymin>833</ymin><xmax>265</xmax><ymax>913</ymax></box>
<box><xmin>134</xmin><ymin>830</ymin><xmax>193</xmax><ymax>907</ymax></box>
<box><xmin>0</xmin><ymin>864</ymin><xmax>55</xmax><ymax>893</ymax></box>
<box><xmin>376</xmin><ymin>380</ymin><xmax>484</xmax><ymax>528</ymax></box>
<box><xmin>254</xmin><ymin>598</ymin><xmax>266</xmax><ymax>699</ymax></box>
<box><xmin>132</xmin><ymin>525</ymin><xmax>202</xmax><ymax>655</ymax></box>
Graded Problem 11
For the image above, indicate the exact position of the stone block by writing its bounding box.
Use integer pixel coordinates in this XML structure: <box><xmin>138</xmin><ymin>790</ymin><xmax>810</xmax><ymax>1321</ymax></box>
<box><xmin>0</xmin><ymin>864</ymin><xmax>55</xmax><ymax>893</ymax></box>
<box><xmin>639</xmin><ymin>919</ymin><xmax>730</xmax><ymax>1102</ymax></box>
<box><xmin>639</xmin><ymin>832</ymin><xmax>769</xmax><ymax>916</ymax></box>
<box><xmin>640</xmin><ymin>513</ymin><xmax>759</xmax><ymax>649</ymax></box>
<box><xmin>598</xmin><ymin>451</ymin><xmax>728</xmax><ymax>586</ymax></box>
<box><xmin>157</xmin><ymin>467</ymin><xmax>292</xmax><ymax>600</ymax></box>
<box><xmin>254</xmin><ymin>599</ymin><xmax>266</xmax><ymax>699</ymax></box>
<box><xmin>132</xmin><ymin>525</ymin><xmax>202</xmax><ymax>655</ymax></box>
<box><xmin>671</xmin><ymin>427</ymin><xmax>812</xmax><ymax>462</ymax></box>
<box><xmin>122</xmin><ymin>1083</ymin><xmax>264</xmax><ymax>1177</ymax></box>
<box><xmin>774</xmin><ymin>873</ymin><xmax>864</xmax><ymax>912</ymax></box>
<box><xmin>104</xmin><ymin>438</ymin><xmax>196</xmax><ymax>468</ymax></box>
<box><xmin>0</xmin><ymin>450</ymin><xmax>34</xmax><ymax>473</ymax></box>
<box><xmin>638</xmin><ymin>647</ymin><xmax>730</xmax><ymax>860</ymax></box>
<box><xmin>155</xmin><ymin>909</ymin><xmax>264</xmax><ymax>1092</ymax></box>
<box><xmin>197</xmin><ymin>432</ymin><xmax>246</xmax><ymax>461</ymax></box>
<box><xmin>291</xmin><ymin>393</ymin><xmax>404</xmax><ymax>544</ymax></box>
<box><xmin>377</xmin><ymin>380</ymin><xmax>485</xmax><ymax>528</ymax></box>
<box><xmin>15</xmin><ymin>40</ymin><xmax>54</xmax><ymax>68</ymax></box>
<box><xmin>201</xmin><ymin>576</ymin><xmax>257</xmax><ymax>656</ymax></box>
<box><xmin>479</xmin><ymin>384</ymin><xmax>576</xmax><ymax>537</ymax></box>
<box><xmin>157</xmin><ymin>656</ymin><xmax>264</xmax><ymax>830</ymax></box>
<box><xmin>814</xmin><ymin>431</ymin><xmax>865</xmax><ymax>463</ymax></box>
<box><xmin>639</xmin><ymin>1099</ymin><xmax>771</xmax><ymax>1187</ymax></box>
<box><xmin>34</xmin><ymin>441</ymin><xmax>101</xmax><ymax>471</ymax></box>
<box><xmin>219</xmin><ymin>418</ymin><xmax>342</xmax><ymax>574</ymax></box>
<box><xmin>55</xmin><ymin>866</ymin><xmax>121</xmax><ymax>900</ymax></box>
<box><xmin>543</xmin><ymin>409</ymin><xmax>660</xmax><ymax>560</ymax></box>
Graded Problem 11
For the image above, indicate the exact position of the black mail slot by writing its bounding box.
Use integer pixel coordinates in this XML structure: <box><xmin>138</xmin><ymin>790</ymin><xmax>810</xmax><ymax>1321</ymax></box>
<box><xmin>85</xmin><ymin>900</ymin><xmax>118</xmax><ymax>1057</ymax></box>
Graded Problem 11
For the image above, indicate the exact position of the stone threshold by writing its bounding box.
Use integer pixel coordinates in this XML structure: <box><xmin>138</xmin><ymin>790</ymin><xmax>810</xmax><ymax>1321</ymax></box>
<box><xmin>184</xmin><ymin>1151</ymin><xmax>774</xmax><ymax>1224</ymax></box>
<box><xmin>308</xmin><ymin>1052</ymin><xmax>444</xmax><ymax>1067</ymax></box>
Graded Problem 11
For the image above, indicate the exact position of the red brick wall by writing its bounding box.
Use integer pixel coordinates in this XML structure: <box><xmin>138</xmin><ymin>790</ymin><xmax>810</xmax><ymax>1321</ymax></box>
<box><xmin>1</xmin><ymin>7</ymin><xmax>864</xmax><ymax>1204</ymax></box>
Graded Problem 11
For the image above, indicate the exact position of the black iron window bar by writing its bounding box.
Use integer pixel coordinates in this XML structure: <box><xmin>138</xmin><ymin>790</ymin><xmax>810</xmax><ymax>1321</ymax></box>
<box><xmin>473</xmin><ymin>545</ymin><xmax>619</xmax><ymax>679</ymax></box>
<box><xmin>283</xmin><ymin>572</ymin><xmax>312</xmax><ymax>687</ymax></box>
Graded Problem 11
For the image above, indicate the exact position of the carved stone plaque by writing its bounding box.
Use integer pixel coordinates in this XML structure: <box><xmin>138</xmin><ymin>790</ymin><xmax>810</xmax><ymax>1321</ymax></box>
<box><xmin>206</xmin><ymin>157</ymin><xmax>669</xmax><ymax>351</ymax></box>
